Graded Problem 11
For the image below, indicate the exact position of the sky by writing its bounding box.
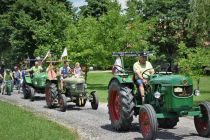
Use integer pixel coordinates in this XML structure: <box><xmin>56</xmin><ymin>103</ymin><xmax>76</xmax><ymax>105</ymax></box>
<box><xmin>69</xmin><ymin>0</ymin><xmax>127</xmax><ymax>9</ymax></box>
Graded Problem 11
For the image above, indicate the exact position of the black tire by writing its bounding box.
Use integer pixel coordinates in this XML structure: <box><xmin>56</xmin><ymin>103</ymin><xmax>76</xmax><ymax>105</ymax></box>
<box><xmin>108</xmin><ymin>80</ymin><xmax>134</xmax><ymax>131</ymax></box>
<box><xmin>158</xmin><ymin>118</ymin><xmax>179</xmax><ymax>129</ymax></box>
<box><xmin>30</xmin><ymin>87</ymin><xmax>35</xmax><ymax>101</ymax></box>
<box><xmin>22</xmin><ymin>81</ymin><xmax>30</xmax><ymax>99</ymax></box>
<box><xmin>139</xmin><ymin>104</ymin><xmax>158</xmax><ymax>140</ymax></box>
<box><xmin>58</xmin><ymin>94</ymin><xmax>67</xmax><ymax>112</ymax></box>
<box><xmin>45</xmin><ymin>83</ymin><xmax>57</xmax><ymax>108</ymax></box>
<box><xmin>91</xmin><ymin>91</ymin><xmax>99</xmax><ymax>110</ymax></box>
<box><xmin>194</xmin><ymin>101</ymin><xmax>210</xmax><ymax>137</ymax></box>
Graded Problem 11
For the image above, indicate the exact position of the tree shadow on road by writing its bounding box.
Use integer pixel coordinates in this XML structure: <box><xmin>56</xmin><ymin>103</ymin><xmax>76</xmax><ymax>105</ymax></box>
<box><xmin>101</xmin><ymin>122</ymin><xmax>201</xmax><ymax>140</ymax></box>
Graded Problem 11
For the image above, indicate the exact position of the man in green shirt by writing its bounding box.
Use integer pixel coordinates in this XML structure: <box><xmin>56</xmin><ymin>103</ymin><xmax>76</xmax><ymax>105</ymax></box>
<box><xmin>133</xmin><ymin>52</ymin><xmax>154</xmax><ymax>103</ymax></box>
<box><xmin>26</xmin><ymin>61</ymin><xmax>43</xmax><ymax>74</ymax></box>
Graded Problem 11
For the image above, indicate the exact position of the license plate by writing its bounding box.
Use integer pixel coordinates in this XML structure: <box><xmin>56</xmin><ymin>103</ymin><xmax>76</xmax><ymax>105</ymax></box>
<box><xmin>174</xmin><ymin>87</ymin><xmax>183</xmax><ymax>92</ymax></box>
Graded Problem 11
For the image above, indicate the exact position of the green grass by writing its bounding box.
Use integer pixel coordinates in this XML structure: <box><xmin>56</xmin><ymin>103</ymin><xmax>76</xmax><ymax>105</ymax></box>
<box><xmin>0</xmin><ymin>101</ymin><xmax>79</xmax><ymax>140</ymax></box>
<box><xmin>87</xmin><ymin>72</ymin><xmax>112</xmax><ymax>102</ymax></box>
<box><xmin>87</xmin><ymin>72</ymin><xmax>210</xmax><ymax>104</ymax></box>
<box><xmin>193</xmin><ymin>76</ymin><xmax>210</xmax><ymax>104</ymax></box>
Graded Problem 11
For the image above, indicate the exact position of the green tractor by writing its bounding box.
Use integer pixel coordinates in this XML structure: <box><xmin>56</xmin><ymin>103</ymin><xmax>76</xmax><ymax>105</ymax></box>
<box><xmin>22</xmin><ymin>72</ymin><xmax>48</xmax><ymax>101</ymax></box>
<box><xmin>45</xmin><ymin>62</ymin><xmax>99</xmax><ymax>112</ymax></box>
<box><xmin>108</xmin><ymin>52</ymin><xmax>210</xmax><ymax>140</ymax></box>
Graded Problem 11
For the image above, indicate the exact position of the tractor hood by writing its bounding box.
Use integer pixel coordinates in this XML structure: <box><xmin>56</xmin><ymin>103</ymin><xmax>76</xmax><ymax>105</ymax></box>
<box><xmin>149</xmin><ymin>74</ymin><xmax>193</xmax><ymax>86</ymax></box>
<box><xmin>63</xmin><ymin>77</ymin><xmax>85</xmax><ymax>84</ymax></box>
<box><xmin>33</xmin><ymin>72</ymin><xmax>48</xmax><ymax>79</ymax></box>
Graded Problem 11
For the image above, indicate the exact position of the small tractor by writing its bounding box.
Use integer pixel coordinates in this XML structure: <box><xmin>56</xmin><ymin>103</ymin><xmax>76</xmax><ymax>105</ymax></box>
<box><xmin>22</xmin><ymin>72</ymin><xmax>48</xmax><ymax>101</ymax></box>
<box><xmin>22</xmin><ymin>58</ymin><xmax>48</xmax><ymax>101</ymax></box>
<box><xmin>108</xmin><ymin>52</ymin><xmax>210</xmax><ymax>140</ymax></box>
<box><xmin>45</xmin><ymin>61</ymin><xmax>99</xmax><ymax>112</ymax></box>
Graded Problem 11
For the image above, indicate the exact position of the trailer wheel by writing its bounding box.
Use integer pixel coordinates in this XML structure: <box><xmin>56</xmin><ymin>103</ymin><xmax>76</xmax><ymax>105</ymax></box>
<box><xmin>158</xmin><ymin>118</ymin><xmax>179</xmax><ymax>128</ymax></box>
<box><xmin>194</xmin><ymin>101</ymin><xmax>210</xmax><ymax>137</ymax></box>
<box><xmin>45</xmin><ymin>83</ymin><xmax>57</xmax><ymax>108</ymax></box>
<box><xmin>58</xmin><ymin>94</ymin><xmax>67</xmax><ymax>112</ymax></box>
<box><xmin>108</xmin><ymin>80</ymin><xmax>134</xmax><ymax>131</ymax></box>
<box><xmin>30</xmin><ymin>87</ymin><xmax>35</xmax><ymax>101</ymax></box>
<box><xmin>91</xmin><ymin>91</ymin><xmax>99</xmax><ymax>110</ymax></box>
<box><xmin>139</xmin><ymin>104</ymin><xmax>158</xmax><ymax>140</ymax></box>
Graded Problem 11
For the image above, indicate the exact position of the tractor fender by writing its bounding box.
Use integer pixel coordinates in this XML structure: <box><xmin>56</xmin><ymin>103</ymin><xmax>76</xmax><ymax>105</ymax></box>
<box><xmin>108</xmin><ymin>77</ymin><xmax>134</xmax><ymax>90</ymax></box>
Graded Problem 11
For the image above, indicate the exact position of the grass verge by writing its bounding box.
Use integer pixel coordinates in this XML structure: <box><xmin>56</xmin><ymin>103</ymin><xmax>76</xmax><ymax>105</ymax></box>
<box><xmin>0</xmin><ymin>101</ymin><xmax>79</xmax><ymax>140</ymax></box>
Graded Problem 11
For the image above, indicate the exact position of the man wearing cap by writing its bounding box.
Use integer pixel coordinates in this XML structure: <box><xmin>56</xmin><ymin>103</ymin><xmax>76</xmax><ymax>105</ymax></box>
<box><xmin>133</xmin><ymin>52</ymin><xmax>154</xmax><ymax>104</ymax></box>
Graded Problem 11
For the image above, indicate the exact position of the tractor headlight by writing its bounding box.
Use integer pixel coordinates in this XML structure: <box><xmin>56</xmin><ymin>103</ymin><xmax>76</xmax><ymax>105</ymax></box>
<box><xmin>84</xmin><ymin>84</ymin><xmax>87</xmax><ymax>89</ymax></box>
<box><xmin>194</xmin><ymin>89</ymin><xmax>200</xmax><ymax>96</ymax></box>
<box><xmin>71</xmin><ymin>84</ymin><xmax>76</xmax><ymax>89</ymax></box>
<box><xmin>154</xmin><ymin>91</ymin><xmax>161</xmax><ymax>99</ymax></box>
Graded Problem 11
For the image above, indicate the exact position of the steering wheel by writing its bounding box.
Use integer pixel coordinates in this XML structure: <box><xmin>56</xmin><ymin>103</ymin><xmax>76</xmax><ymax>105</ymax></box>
<box><xmin>113</xmin><ymin>65</ymin><xmax>125</xmax><ymax>73</ymax></box>
<box><xmin>142</xmin><ymin>68</ymin><xmax>154</xmax><ymax>79</ymax></box>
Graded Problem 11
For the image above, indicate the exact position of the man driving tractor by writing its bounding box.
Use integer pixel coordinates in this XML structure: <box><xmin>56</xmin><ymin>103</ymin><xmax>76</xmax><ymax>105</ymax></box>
<box><xmin>133</xmin><ymin>52</ymin><xmax>154</xmax><ymax>104</ymax></box>
<box><xmin>26</xmin><ymin>61</ymin><xmax>43</xmax><ymax>74</ymax></box>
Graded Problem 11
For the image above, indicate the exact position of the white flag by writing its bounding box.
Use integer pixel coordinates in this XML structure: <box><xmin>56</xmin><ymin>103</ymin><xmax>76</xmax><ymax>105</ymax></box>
<box><xmin>61</xmin><ymin>48</ymin><xmax>68</xmax><ymax>59</ymax></box>
<box><xmin>42</xmin><ymin>50</ymin><xmax>50</xmax><ymax>63</ymax></box>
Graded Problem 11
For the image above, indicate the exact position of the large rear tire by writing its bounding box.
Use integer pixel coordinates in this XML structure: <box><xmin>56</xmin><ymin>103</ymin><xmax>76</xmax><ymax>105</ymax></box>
<box><xmin>158</xmin><ymin>118</ymin><xmax>179</xmax><ymax>129</ymax></box>
<box><xmin>194</xmin><ymin>101</ymin><xmax>210</xmax><ymax>137</ymax></box>
<box><xmin>22</xmin><ymin>82</ymin><xmax>30</xmax><ymax>99</ymax></box>
<box><xmin>58</xmin><ymin>94</ymin><xmax>67</xmax><ymax>112</ymax></box>
<box><xmin>45</xmin><ymin>83</ymin><xmax>57</xmax><ymax>108</ymax></box>
<box><xmin>139</xmin><ymin>104</ymin><xmax>158</xmax><ymax>140</ymax></box>
<box><xmin>30</xmin><ymin>87</ymin><xmax>35</xmax><ymax>101</ymax></box>
<box><xmin>108</xmin><ymin>80</ymin><xmax>134</xmax><ymax>131</ymax></box>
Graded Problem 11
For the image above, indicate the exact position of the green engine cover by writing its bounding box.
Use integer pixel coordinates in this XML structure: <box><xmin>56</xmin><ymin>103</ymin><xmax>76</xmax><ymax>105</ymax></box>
<box><xmin>32</xmin><ymin>72</ymin><xmax>48</xmax><ymax>88</ymax></box>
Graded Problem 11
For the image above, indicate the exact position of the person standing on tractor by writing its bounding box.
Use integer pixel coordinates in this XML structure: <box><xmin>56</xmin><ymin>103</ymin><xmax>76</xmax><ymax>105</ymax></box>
<box><xmin>133</xmin><ymin>52</ymin><xmax>154</xmax><ymax>104</ymax></box>
<box><xmin>59</xmin><ymin>61</ymin><xmax>71</xmax><ymax>91</ymax></box>
<box><xmin>26</xmin><ymin>61</ymin><xmax>43</xmax><ymax>74</ymax></box>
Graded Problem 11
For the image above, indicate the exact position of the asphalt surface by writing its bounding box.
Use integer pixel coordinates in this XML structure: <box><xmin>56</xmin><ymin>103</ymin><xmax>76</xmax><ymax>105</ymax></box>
<box><xmin>0</xmin><ymin>90</ymin><xmax>209</xmax><ymax>140</ymax></box>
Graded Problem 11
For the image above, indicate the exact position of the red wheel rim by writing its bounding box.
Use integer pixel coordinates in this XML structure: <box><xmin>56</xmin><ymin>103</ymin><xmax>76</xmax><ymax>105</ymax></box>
<box><xmin>109</xmin><ymin>89</ymin><xmax>120</xmax><ymax>121</ymax></box>
<box><xmin>139</xmin><ymin>111</ymin><xmax>151</xmax><ymax>137</ymax></box>
<box><xmin>45</xmin><ymin>87</ymin><xmax>53</xmax><ymax>105</ymax></box>
<box><xmin>195</xmin><ymin>105</ymin><xmax>208</xmax><ymax>132</ymax></box>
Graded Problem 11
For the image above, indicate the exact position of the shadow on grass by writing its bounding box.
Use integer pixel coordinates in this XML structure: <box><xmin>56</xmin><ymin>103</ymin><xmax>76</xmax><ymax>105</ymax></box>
<box><xmin>87</xmin><ymin>84</ymin><xmax>107</xmax><ymax>91</ymax></box>
<box><xmin>101</xmin><ymin>123</ymin><xmax>201</xmax><ymax>140</ymax></box>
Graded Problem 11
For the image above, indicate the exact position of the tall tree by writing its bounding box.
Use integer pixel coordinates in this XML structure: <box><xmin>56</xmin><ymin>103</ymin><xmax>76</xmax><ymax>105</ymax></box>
<box><xmin>189</xmin><ymin>0</ymin><xmax>210</xmax><ymax>46</ymax></box>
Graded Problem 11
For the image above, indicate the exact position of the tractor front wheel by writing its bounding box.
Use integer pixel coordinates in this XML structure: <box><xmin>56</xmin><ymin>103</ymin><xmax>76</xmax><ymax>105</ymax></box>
<box><xmin>139</xmin><ymin>104</ymin><xmax>158</xmax><ymax>140</ymax></box>
<box><xmin>194</xmin><ymin>101</ymin><xmax>210</xmax><ymax>137</ymax></box>
<box><xmin>91</xmin><ymin>91</ymin><xmax>99</xmax><ymax>110</ymax></box>
<box><xmin>108</xmin><ymin>80</ymin><xmax>134</xmax><ymax>131</ymax></box>
<box><xmin>58</xmin><ymin>94</ymin><xmax>67</xmax><ymax>112</ymax></box>
<box><xmin>158</xmin><ymin>118</ymin><xmax>179</xmax><ymax>129</ymax></box>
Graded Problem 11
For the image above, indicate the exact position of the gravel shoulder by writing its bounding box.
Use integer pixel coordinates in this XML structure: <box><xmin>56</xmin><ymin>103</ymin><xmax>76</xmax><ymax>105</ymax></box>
<box><xmin>0</xmin><ymin>90</ymin><xmax>209</xmax><ymax>140</ymax></box>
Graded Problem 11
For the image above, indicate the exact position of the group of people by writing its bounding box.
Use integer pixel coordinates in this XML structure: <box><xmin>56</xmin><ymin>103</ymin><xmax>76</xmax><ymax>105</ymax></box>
<box><xmin>0</xmin><ymin>57</ymin><xmax>84</xmax><ymax>94</ymax></box>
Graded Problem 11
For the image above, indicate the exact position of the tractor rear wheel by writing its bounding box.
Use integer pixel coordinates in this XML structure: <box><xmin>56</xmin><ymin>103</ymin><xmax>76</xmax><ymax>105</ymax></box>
<box><xmin>139</xmin><ymin>104</ymin><xmax>158</xmax><ymax>140</ymax></box>
<box><xmin>22</xmin><ymin>82</ymin><xmax>30</xmax><ymax>99</ymax></box>
<box><xmin>91</xmin><ymin>91</ymin><xmax>99</xmax><ymax>110</ymax></box>
<box><xmin>45</xmin><ymin>83</ymin><xmax>57</xmax><ymax>108</ymax></box>
<box><xmin>108</xmin><ymin>80</ymin><xmax>134</xmax><ymax>131</ymax></box>
<box><xmin>158</xmin><ymin>118</ymin><xmax>179</xmax><ymax>128</ymax></box>
<box><xmin>58</xmin><ymin>94</ymin><xmax>67</xmax><ymax>112</ymax></box>
<box><xmin>194</xmin><ymin>101</ymin><xmax>210</xmax><ymax>137</ymax></box>
<box><xmin>30</xmin><ymin>87</ymin><xmax>35</xmax><ymax>101</ymax></box>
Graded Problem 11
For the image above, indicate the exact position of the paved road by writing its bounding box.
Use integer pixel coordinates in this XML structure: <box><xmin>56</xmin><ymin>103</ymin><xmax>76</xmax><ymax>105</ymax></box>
<box><xmin>0</xmin><ymin>90</ymin><xmax>209</xmax><ymax>140</ymax></box>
